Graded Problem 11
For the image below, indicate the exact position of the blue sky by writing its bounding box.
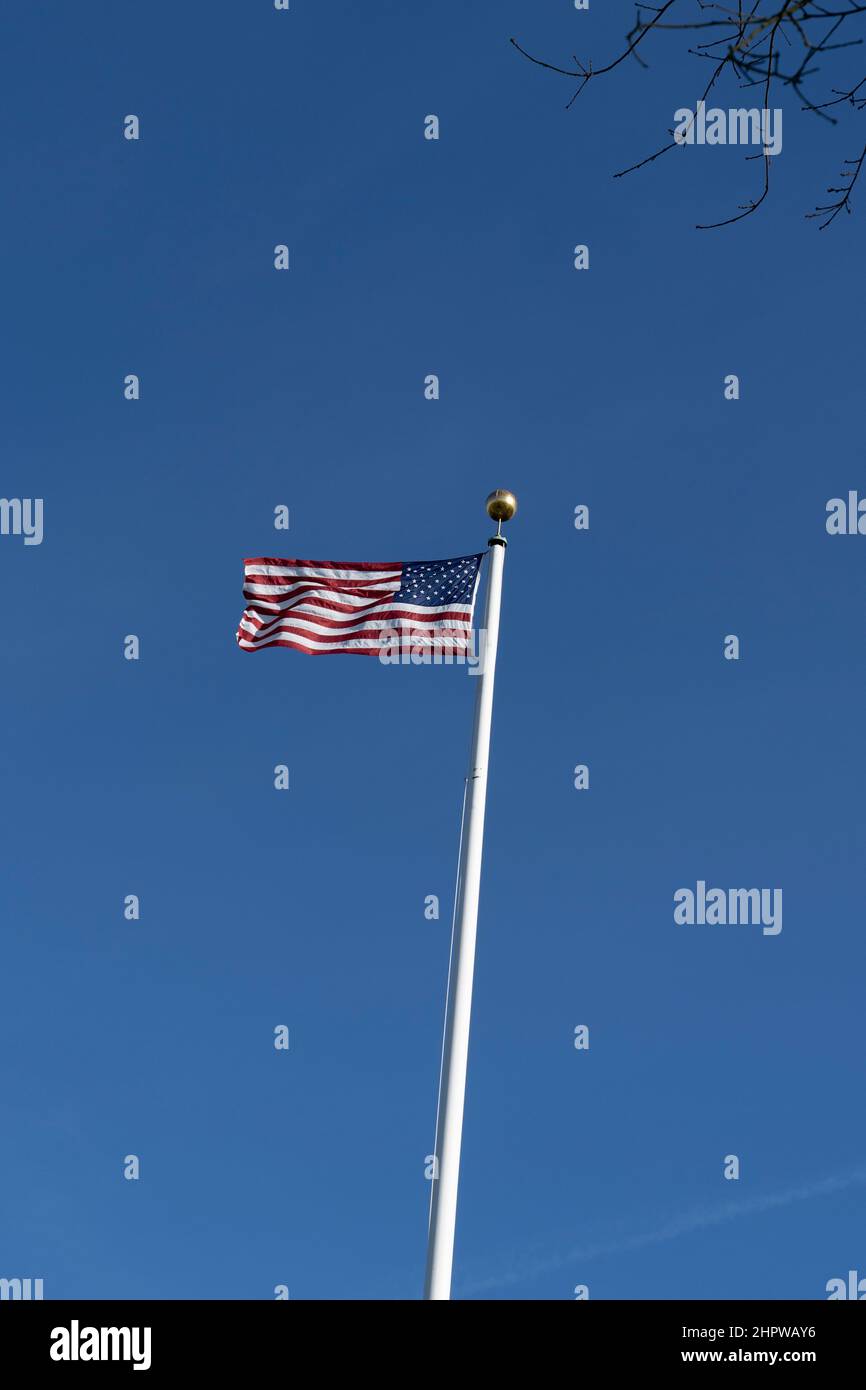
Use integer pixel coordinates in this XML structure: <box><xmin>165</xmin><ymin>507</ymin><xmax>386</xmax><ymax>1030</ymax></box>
<box><xmin>2</xmin><ymin>1</ymin><xmax>865</xmax><ymax>1300</ymax></box>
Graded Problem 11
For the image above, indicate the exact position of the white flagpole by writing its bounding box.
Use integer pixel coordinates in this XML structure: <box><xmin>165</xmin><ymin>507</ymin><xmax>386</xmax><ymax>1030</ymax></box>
<box><xmin>423</xmin><ymin>490</ymin><xmax>517</xmax><ymax>1301</ymax></box>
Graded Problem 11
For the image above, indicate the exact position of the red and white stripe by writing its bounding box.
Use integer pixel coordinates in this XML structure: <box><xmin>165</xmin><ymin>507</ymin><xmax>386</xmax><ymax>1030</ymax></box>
<box><xmin>236</xmin><ymin>557</ymin><xmax>478</xmax><ymax>656</ymax></box>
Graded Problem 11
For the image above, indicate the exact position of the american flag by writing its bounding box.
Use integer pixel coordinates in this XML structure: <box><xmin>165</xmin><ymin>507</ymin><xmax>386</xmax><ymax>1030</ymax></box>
<box><xmin>236</xmin><ymin>553</ymin><xmax>485</xmax><ymax>656</ymax></box>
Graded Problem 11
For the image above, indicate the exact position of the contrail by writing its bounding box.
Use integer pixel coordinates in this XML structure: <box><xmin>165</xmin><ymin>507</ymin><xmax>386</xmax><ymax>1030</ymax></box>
<box><xmin>459</xmin><ymin>1167</ymin><xmax>866</xmax><ymax>1295</ymax></box>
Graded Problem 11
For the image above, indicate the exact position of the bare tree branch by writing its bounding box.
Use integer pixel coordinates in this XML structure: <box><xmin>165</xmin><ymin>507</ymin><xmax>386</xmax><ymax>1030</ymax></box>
<box><xmin>512</xmin><ymin>1</ymin><xmax>866</xmax><ymax>227</ymax></box>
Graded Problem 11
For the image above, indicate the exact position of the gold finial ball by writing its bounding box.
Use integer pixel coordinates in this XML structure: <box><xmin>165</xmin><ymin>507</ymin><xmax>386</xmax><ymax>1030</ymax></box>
<box><xmin>486</xmin><ymin>490</ymin><xmax>517</xmax><ymax>524</ymax></box>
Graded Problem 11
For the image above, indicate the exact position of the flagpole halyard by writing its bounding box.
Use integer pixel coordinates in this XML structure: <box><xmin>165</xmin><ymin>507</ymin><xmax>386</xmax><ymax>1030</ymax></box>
<box><xmin>423</xmin><ymin>490</ymin><xmax>516</xmax><ymax>1301</ymax></box>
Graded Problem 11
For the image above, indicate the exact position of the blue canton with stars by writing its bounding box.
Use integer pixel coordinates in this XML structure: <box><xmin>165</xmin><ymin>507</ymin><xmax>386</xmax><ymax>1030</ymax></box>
<box><xmin>393</xmin><ymin>554</ymin><xmax>484</xmax><ymax>607</ymax></box>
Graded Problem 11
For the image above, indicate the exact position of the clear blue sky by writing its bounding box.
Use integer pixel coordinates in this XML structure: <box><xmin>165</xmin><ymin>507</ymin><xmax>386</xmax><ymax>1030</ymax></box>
<box><xmin>2</xmin><ymin>2</ymin><xmax>865</xmax><ymax>1300</ymax></box>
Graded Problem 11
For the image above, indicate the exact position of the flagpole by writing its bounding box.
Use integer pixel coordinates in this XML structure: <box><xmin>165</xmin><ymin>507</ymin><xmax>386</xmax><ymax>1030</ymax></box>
<box><xmin>423</xmin><ymin>489</ymin><xmax>517</xmax><ymax>1301</ymax></box>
